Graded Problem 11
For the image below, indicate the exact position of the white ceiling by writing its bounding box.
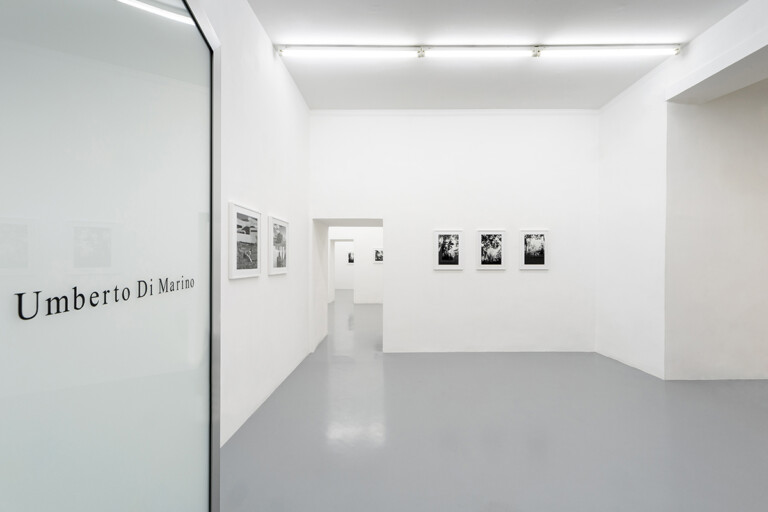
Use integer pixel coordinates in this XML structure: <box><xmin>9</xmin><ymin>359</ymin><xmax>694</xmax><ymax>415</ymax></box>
<box><xmin>247</xmin><ymin>0</ymin><xmax>748</xmax><ymax>109</ymax></box>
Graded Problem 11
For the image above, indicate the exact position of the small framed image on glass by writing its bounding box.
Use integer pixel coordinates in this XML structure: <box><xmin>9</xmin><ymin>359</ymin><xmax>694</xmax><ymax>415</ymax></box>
<box><xmin>269</xmin><ymin>216</ymin><xmax>288</xmax><ymax>275</ymax></box>
<box><xmin>477</xmin><ymin>230</ymin><xmax>506</xmax><ymax>270</ymax></box>
<box><xmin>520</xmin><ymin>229</ymin><xmax>549</xmax><ymax>270</ymax></box>
<box><xmin>434</xmin><ymin>230</ymin><xmax>463</xmax><ymax>270</ymax></box>
<box><xmin>229</xmin><ymin>202</ymin><xmax>261</xmax><ymax>279</ymax></box>
<box><xmin>69</xmin><ymin>221</ymin><xmax>121</xmax><ymax>274</ymax></box>
<box><xmin>374</xmin><ymin>248</ymin><xmax>384</xmax><ymax>264</ymax></box>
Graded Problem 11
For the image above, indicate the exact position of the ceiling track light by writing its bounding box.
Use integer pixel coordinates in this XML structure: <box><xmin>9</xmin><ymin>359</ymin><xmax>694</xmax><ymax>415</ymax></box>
<box><xmin>278</xmin><ymin>46</ymin><xmax>420</xmax><ymax>59</ymax></box>
<box><xmin>427</xmin><ymin>46</ymin><xmax>531</xmax><ymax>59</ymax></box>
<box><xmin>277</xmin><ymin>44</ymin><xmax>680</xmax><ymax>59</ymax></box>
<box><xmin>541</xmin><ymin>45</ymin><xmax>680</xmax><ymax>57</ymax></box>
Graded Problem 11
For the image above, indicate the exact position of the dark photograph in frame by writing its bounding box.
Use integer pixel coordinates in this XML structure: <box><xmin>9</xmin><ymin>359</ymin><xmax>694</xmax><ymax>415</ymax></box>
<box><xmin>477</xmin><ymin>230</ymin><xmax>505</xmax><ymax>270</ymax></box>
<box><xmin>520</xmin><ymin>229</ymin><xmax>549</xmax><ymax>270</ymax></box>
<box><xmin>434</xmin><ymin>230</ymin><xmax>463</xmax><ymax>270</ymax></box>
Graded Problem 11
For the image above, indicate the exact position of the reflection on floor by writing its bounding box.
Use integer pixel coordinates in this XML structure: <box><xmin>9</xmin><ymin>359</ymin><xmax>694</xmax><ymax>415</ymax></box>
<box><xmin>221</xmin><ymin>290</ymin><xmax>768</xmax><ymax>512</ymax></box>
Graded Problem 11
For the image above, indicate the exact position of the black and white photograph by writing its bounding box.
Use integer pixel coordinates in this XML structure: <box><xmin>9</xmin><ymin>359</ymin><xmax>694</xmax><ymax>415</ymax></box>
<box><xmin>477</xmin><ymin>230</ymin><xmax>505</xmax><ymax>270</ymax></box>
<box><xmin>374</xmin><ymin>248</ymin><xmax>383</xmax><ymax>263</ymax></box>
<box><xmin>520</xmin><ymin>230</ymin><xmax>549</xmax><ymax>270</ymax></box>
<box><xmin>348</xmin><ymin>252</ymin><xmax>354</xmax><ymax>264</ymax></box>
<box><xmin>229</xmin><ymin>203</ymin><xmax>261</xmax><ymax>279</ymax></box>
<box><xmin>434</xmin><ymin>230</ymin><xmax>463</xmax><ymax>270</ymax></box>
<box><xmin>269</xmin><ymin>216</ymin><xmax>288</xmax><ymax>275</ymax></box>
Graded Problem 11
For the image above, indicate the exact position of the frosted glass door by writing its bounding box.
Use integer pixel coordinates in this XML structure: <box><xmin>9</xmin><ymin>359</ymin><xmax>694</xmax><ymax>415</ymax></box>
<box><xmin>0</xmin><ymin>1</ymin><xmax>211</xmax><ymax>510</ymax></box>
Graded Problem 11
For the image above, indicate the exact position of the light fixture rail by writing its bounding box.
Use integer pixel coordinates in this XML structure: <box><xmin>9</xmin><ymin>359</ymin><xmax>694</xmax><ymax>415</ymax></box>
<box><xmin>277</xmin><ymin>44</ymin><xmax>681</xmax><ymax>59</ymax></box>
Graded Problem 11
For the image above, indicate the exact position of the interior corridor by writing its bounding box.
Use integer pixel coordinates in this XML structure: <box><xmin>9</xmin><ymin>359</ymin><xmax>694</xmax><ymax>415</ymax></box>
<box><xmin>221</xmin><ymin>291</ymin><xmax>768</xmax><ymax>512</ymax></box>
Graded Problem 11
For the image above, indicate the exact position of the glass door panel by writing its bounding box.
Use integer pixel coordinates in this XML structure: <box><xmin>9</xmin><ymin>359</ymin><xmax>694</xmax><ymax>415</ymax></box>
<box><xmin>0</xmin><ymin>1</ymin><xmax>211</xmax><ymax>510</ymax></box>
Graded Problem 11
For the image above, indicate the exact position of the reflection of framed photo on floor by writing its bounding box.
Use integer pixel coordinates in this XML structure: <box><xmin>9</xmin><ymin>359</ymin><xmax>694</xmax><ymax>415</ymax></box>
<box><xmin>434</xmin><ymin>230</ymin><xmax>463</xmax><ymax>270</ymax></box>
<box><xmin>477</xmin><ymin>230</ymin><xmax>505</xmax><ymax>270</ymax></box>
<box><xmin>520</xmin><ymin>229</ymin><xmax>549</xmax><ymax>270</ymax></box>
<box><xmin>269</xmin><ymin>216</ymin><xmax>288</xmax><ymax>275</ymax></box>
<box><xmin>229</xmin><ymin>203</ymin><xmax>261</xmax><ymax>279</ymax></box>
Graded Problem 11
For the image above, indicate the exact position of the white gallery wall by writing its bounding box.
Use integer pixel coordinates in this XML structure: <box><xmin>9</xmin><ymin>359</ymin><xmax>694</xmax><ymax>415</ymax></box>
<box><xmin>196</xmin><ymin>0</ymin><xmax>312</xmax><ymax>445</ymax></box>
<box><xmin>311</xmin><ymin>111</ymin><xmax>599</xmax><ymax>353</ymax></box>
<box><xmin>351</xmin><ymin>227</ymin><xmax>384</xmax><ymax>304</ymax></box>
<box><xmin>189</xmin><ymin>0</ymin><xmax>768</xmax><ymax>450</ymax></box>
<box><xmin>330</xmin><ymin>227</ymin><xmax>384</xmax><ymax>304</ymax></box>
<box><xmin>311</xmin><ymin>221</ymin><xmax>330</xmax><ymax>347</ymax></box>
<box><xmin>666</xmin><ymin>78</ymin><xmax>768</xmax><ymax>380</ymax></box>
<box><xmin>192</xmin><ymin>0</ymin><xmax>768</xmax><ymax>448</ymax></box>
<box><xmin>597</xmin><ymin>71</ymin><xmax>669</xmax><ymax>379</ymax></box>
<box><xmin>333</xmin><ymin>241</ymin><xmax>355</xmax><ymax>290</ymax></box>
<box><xmin>596</xmin><ymin>0</ymin><xmax>768</xmax><ymax>379</ymax></box>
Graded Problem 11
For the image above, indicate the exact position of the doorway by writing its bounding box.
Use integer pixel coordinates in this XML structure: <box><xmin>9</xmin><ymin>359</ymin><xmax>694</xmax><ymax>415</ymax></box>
<box><xmin>311</xmin><ymin>218</ymin><xmax>384</xmax><ymax>351</ymax></box>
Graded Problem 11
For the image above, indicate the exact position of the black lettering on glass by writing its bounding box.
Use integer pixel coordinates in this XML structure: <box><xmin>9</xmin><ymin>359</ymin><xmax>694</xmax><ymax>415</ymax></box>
<box><xmin>46</xmin><ymin>295</ymin><xmax>69</xmax><ymax>316</ymax></box>
<box><xmin>16</xmin><ymin>291</ymin><xmax>41</xmax><ymax>320</ymax></box>
<box><xmin>73</xmin><ymin>287</ymin><xmax>86</xmax><ymax>311</ymax></box>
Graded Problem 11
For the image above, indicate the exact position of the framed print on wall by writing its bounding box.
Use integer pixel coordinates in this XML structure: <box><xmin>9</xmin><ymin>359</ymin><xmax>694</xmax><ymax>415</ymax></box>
<box><xmin>229</xmin><ymin>203</ymin><xmax>261</xmax><ymax>279</ymax></box>
<box><xmin>374</xmin><ymin>248</ymin><xmax>383</xmax><ymax>263</ymax></box>
<box><xmin>269</xmin><ymin>216</ymin><xmax>288</xmax><ymax>275</ymax></box>
<box><xmin>520</xmin><ymin>229</ymin><xmax>549</xmax><ymax>270</ymax></box>
<box><xmin>477</xmin><ymin>230</ymin><xmax>506</xmax><ymax>270</ymax></box>
<box><xmin>434</xmin><ymin>230</ymin><xmax>463</xmax><ymax>270</ymax></box>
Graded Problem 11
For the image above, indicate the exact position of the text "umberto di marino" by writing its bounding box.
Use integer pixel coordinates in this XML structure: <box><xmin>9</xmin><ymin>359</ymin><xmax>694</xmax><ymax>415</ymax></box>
<box><xmin>14</xmin><ymin>276</ymin><xmax>195</xmax><ymax>321</ymax></box>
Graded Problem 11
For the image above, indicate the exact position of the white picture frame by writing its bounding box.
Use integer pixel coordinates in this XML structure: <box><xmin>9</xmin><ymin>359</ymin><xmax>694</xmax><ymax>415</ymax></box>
<box><xmin>520</xmin><ymin>229</ymin><xmax>549</xmax><ymax>270</ymax></box>
<box><xmin>269</xmin><ymin>216</ymin><xmax>289</xmax><ymax>275</ymax></box>
<box><xmin>477</xmin><ymin>230</ymin><xmax>506</xmax><ymax>270</ymax></box>
<box><xmin>434</xmin><ymin>230</ymin><xmax>463</xmax><ymax>270</ymax></box>
<box><xmin>229</xmin><ymin>203</ymin><xmax>261</xmax><ymax>279</ymax></box>
<box><xmin>373</xmin><ymin>248</ymin><xmax>383</xmax><ymax>264</ymax></box>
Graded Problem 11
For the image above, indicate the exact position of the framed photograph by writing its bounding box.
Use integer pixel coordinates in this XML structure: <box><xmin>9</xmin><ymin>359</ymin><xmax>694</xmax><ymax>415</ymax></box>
<box><xmin>477</xmin><ymin>230</ymin><xmax>506</xmax><ymax>270</ymax></box>
<box><xmin>520</xmin><ymin>229</ymin><xmax>549</xmax><ymax>270</ymax></box>
<box><xmin>434</xmin><ymin>230</ymin><xmax>463</xmax><ymax>270</ymax></box>
<box><xmin>374</xmin><ymin>248</ymin><xmax>383</xmax><ymax>263</ymax></box>
<box><xmin>229</xmin><ymin>203</ymin><xmax>261</xmax><ymax>279</ymax></box>
<box><xmin>269</xmin><ymin>216</ymin><xmax>288</xmax><ymax>275</ymax></box>
<box><xmin>347</xmin><ymin>252</ymin><xmax>354</xmax><ymax>264</ymax></box>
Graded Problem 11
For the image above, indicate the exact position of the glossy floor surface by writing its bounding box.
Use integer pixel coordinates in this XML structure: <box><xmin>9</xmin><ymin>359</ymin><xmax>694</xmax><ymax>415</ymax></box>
<box><xmin>221</xmin><ymin>291</ymin><xmax>768</xmax><ymax>512</ymax></box>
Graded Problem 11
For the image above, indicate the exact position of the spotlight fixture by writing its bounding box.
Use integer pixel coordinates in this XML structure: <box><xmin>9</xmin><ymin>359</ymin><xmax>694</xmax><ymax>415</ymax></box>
<box><xmin>116</xmin><ymin>0</ymin><xmax>195</xmax><ymax>26</ymax></box>
<box><xmin>277</xmin><ymin>44</ymin><xmax>681</xmax><ymax>60</ymax></box>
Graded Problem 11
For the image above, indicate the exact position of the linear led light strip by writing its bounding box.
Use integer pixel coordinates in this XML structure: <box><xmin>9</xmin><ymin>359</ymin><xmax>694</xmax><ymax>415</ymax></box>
<box><xmin>116</xmin><ymin>0</ymin><xmax>195</xmax><ymax>25</ymax></box>
<box><xmin>278</xmin><ymin>45</ymin><xmax>681</xmax><ymax>59</ymax></box>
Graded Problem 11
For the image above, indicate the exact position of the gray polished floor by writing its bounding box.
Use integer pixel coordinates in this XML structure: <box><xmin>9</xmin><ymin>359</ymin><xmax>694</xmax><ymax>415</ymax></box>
<box><xmin>221</xmin><ymin>290</ymin><xmax>768</xmax><ymax>512</ymax></box>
